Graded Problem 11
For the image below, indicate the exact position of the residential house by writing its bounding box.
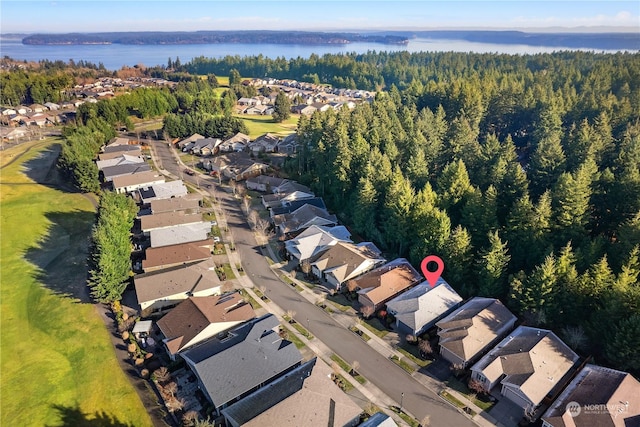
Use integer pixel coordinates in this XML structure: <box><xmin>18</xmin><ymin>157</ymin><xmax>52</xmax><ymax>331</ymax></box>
<box><xmin>156</xmin><ymin>292</ymin><xmax>256</xmax><ymax>359</ymax></box>
<box><xmin>245</xmin><ymin>104</ymin><xmax>273</xmax><ymax>115</ymax></box>
<box><xmin>15</xmin><ymin>105</ymin><xmax>31</xmax><ymax>114</ymax></box>
<box><xmin>23</xmin><ymin>112</ymin><xmax>48</xmax><ymax>127</ymax></box>
<box><xmin>262</xmin><ymin>188</ymin><xmax>316</xmax><ymax>209</ymax></box>
<box><xmin>291</xmin><ymin>104</ymin><xmax>317</xmax><ymax>116</ymax></box>
<box><xmin>541</xmin><ymin>364</ymin><xmax>640</xmax><ymax>427</ymax></box>
<box><xmin>100</xmin><ymin>162</ymin><xmax>151</xmax><ymax>182</ymax></box>
<box><xmin>470</xmin><ymin>327</ymin><xmax>580</xmax><ymax>415</ymax></box>
<box><xmin>111</xmin><ymin>171</ymin><xmax>165</xmax><ymax>194</ymax></box>
<box><xmin>385</xmin><ymin>279</ymin><xmax>463</xmax><ymax>337</ymax></box>
<box><xmin>177</xmin><ymin>133</ymin><xmax>205</xmax><ymax>151</ymax></box>
<box><xmin>436</xmin><ymin>297</ymin><xmax>518</xmax><ymax>368</ymax></box>
<box><xmin>28</xmin><ymin>103</ymin><xmax>46</xmax><ymax>113</ymax></box>
<box><xmin>311</xmin><ymin>102</ymin><xmax>332</xmax><ymax>113</ymax></box>
<box><xmin>272</xmin><ymin>204</ymin><xmax>338</xmax><ymax>240</ymax></box>
<box><xmin>149</xmin><ymin>194</ymin><xmax>202</xmax><ymax>215</ymax></box>
<box><xmin>134</xmin><ymin>258</ymin><xmax>221</xmax><ymax>313</ymax></box>
<box><xmin>245</xmin><ymin>175</ymin><xmax>288</xmax><ymax>192</ymax></box>
<box><xmin>223</xmin><ymin>159</ymin><xmax>268</xmax><ymax>181</ymax></box>
<box><xmin>269</xmin><ymin>197</ymin><xmax>327</xmax><ymax>217</ymax></box>
<box><xmin>149</xmin><ymin>222</ymin><xmax>212</xmax><ymax>248</ymax></box>
<box><xmin>44</xmin><ymin>102</ymin><xmax>60</xmax><ymax>111</ymax></box>
<box><xmin>219</xmin><ymin>132</ymin><xmax>250</xmax><ymax>152</ymax></box>
<box><xmin>311</xmin><ymin>241</ymin><xmax>386</xmax><ymax>291</ymax></box>
<box><xmin>0</xmin><ymin>127</ymin><xmax>28</xmax><ymax>141</ymax></box>
<box><xmin>137</xmin><ymin>180</ymin><xmax>189</xmax><ymax>204</ymax></box>
<box><xmin>139</xmin><ymin>211</ymin><xmax>204</xmax><ymax>235</ymax></box>
<box><xmin>237</xmin><ymin>97</ymin><xmax>261</xmax><ymax>107</ymax></box>
<box><xmin>277</xmin><ymin>133</ymin><xmax>299</xmax><ymax>155</ymax></box>
<box><xmin>103</xmin><ymin>143</ymin><xmax>140</xmax><ymax>153</ymax></box>
<box><xmin>96</xmin><ymin>153</ymin><xmax>145</xmax><ymax>171</ymax></box>
<box><xmin>181</xmin><ymin>314</ymin><xmax>303</xmax><ymax>415</ymax></box>
<box><xmin>284</xmin><ymin>225</ymin><xmax>352</xmax><ymax>265</ymax></box>
<box><xmin>106</xmin><ymin>137</ymin><xmax>131</xmax><ymax>147</ymax></box>
<box><xmin>190</xmin><ymin>138</ymin><xmax>222</xmax><ymax>156</ymax></box>
<box><xmin>221</xmin><ymin>357</ymin><xmax>362</xmax><ymax>427</ymax></box>
<box><xmin>141</xmin><ymin>239</ymin><xmax>212</xmax><ymax>273</ymax></box>
<box><xmin>1</xmin><ymin>107</ymin><xmax>17</xmax><ymax>116</ymax></box>
<box><xmin>98</xmin><ymin>146</ymin><xmax>142</xmax><ymax>161</ymax></box>
<box><xmin>351</xmin><ymin>258</ymin><xmax>423</xmax><ymax>316</ymax></box>
<box><xmin>248</xmin><ymin>133</ymin><xmax>280</xmax><ymax>154</ymax></box>
<box><xmin>272</xmin><ymin>180</ymin><xmax>312</xmax><ymax>195</ymax></box>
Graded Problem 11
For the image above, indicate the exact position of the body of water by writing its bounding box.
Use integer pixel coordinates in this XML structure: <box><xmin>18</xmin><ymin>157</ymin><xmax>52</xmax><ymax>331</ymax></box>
<box><xmin>0</xmin><ymin>37</ymin><xmax>630</xmax><ymax>71</ymax></box>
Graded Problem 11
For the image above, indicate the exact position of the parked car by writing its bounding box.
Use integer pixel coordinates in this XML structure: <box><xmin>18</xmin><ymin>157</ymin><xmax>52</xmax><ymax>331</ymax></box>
<box><xmin>184</xmin><ymin>169</ymin><xmax>195</xmax><ymax>176</ymax></box>
<box><xmin>213</xmin><ymin>236</ymin><xmax>221</xmax><ymax>243</ymax></box>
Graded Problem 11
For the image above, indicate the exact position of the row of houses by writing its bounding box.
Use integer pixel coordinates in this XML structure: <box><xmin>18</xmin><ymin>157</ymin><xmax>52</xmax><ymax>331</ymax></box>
<box><xmin>177</xmin><ymin>132</ymin><xmax>299</xmax><ymax>157</ymax></box>
<box><xmin>244</xmin><ymin>173</ymin><xmax>640</xmax><ymax>425</ymax></box>
<box><xmin>92</xmin><ymin>141</ymin><xmax>369</xmax><ymax>425</ymax></box>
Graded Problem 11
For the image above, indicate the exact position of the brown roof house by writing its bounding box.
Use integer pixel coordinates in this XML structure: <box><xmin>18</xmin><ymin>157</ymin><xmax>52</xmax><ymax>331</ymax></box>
<box><xmin>542</xmin><ymin>364</ymin><xmax>640</xmax><ymax>427</ymax></box>
<box><xmin>221</xmin><ymin>357</ymin><xmax>362</xmax><ymax>427</ymax></box>
<box><xmin>141</xmin><ymin>239</ymin><xmax>211</xmax><ymax>273</ymax></box>
<box><xmin>156</xmin><ymin>292</ymin><xmax>256</xmax><ymax>359</ymax></box>
<box><xmin>385</xmin><ymin>278</ymin><xmax>463</xmax><ymax>337</ymax></box>
<box><xmin>98</xmin><ymin>145</ymin><xmax>142</xmax><ymax>160</ymax></box>
<box><xmin>134</xmin><ymin>258</ymin><xmax>221</xmax><ymax>314</ymax></box>
<box><xmin>436</xmin><ymin>297</ymin><xmax>517</xmax><ymax>368</ymax></box>
<box><xmin>350</xmin><ymin>258</ymin><xmax>423</xmax><ymax>317</ymax></box>
<box><xmin>139</xmin><ymin>211</ymin><xmax>204</xmax><ymax>235</ymax></box>
<box><xmin>149</xmin><ymin>193</ymin><xmax>202</xmax><ymax>214</ymax></box>
<box><xmin>470</xmin><ymin>326</ymin><xmax>580</xmax><ymax>416</ymax></box>
<box><xmin>310</xmin><ymin>242</ymin><xmax>385</xmax><ymax>291</ymax></box>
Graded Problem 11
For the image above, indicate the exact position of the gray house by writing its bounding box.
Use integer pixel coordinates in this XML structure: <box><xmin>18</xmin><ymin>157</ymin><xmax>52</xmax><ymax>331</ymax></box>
<box><xmin>181</xmin><ymin>314</ymin><xmax>303</xmax><ymax>415</ymax></box>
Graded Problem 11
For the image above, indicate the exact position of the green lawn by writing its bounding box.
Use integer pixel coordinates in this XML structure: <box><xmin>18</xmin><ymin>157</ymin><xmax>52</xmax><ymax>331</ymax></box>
<box><xmin>235</xmin><ymin>114</ymin><xmax>300</xmax><ymax>138</ymax></box>
<box><xmin>0</xmin><ymin>140</ymin><xmax>153</xmax><ymax>427</ymax></box>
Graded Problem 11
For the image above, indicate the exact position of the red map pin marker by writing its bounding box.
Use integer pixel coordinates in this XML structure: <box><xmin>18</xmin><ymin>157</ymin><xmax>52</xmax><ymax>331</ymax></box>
<box><xmin>421</xmin><ymin>255</ymin><xmax>444</xmax><ymax>288</ymax></box>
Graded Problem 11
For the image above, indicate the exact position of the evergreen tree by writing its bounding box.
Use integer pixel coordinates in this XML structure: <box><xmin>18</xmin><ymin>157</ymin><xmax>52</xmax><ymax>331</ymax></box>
<box><xmin>272</xmin><ymin>91</ymin><xmax>291</xmax><ymax>123</ymax></box>
<box><xmin>476</xmin><ymin>230</ymin><xmax>511</xmax><ymax>298</ymax></box>
<box><xmin>383</xmin><ymin>167</ymin><xmax>415</xmax><ymax>256</ymax></box>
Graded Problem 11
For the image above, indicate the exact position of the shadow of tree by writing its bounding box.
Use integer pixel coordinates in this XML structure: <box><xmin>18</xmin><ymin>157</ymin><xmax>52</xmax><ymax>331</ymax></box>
<box><xmin>46</xmin><ymin>404</ymin><xmax>134</xmax><ymax>427</ymax></box>
<box><xmin>25</xmin><ymin>210</ymin><xmax>96</xmax><ymax>303</ymax></box>
<box><xmin>20</xmin><ymin>143</ymin><xmax>80</xmax><ymax>192</ymax></box>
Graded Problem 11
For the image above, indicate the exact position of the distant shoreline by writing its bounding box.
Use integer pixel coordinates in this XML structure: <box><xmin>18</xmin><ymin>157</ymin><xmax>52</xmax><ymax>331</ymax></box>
<box><xmin>13</xmin><ymin>30</ymin><xmax>639</xmax><ymax>51</ymax></box>
<box><xmin>20</xmin><ymin>31</ymin><xmax>409</xmax><ymax>46</ymax></box>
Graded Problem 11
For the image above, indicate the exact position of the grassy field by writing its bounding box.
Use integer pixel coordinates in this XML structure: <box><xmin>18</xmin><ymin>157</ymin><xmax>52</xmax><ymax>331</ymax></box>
<box><xmin>235</xmin><ymin>114</ymin><xmax>300</xmax><ymax>138</ymax></box>
<box><xmin>0</xmin><ymin>140</ymin><xmax>153</xmax><ymax>426</ymax></box>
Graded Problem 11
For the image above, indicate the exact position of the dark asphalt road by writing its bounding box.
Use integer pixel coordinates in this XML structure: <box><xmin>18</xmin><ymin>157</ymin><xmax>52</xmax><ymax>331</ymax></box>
<box><xmin>153</xmin><ymin>140</ymin><xmax>475</xmax><ymax>427</ymax></box>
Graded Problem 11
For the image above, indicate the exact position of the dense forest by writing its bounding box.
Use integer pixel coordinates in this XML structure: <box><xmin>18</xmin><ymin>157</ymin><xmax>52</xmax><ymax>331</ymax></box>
<box><xmin>6</xmin><ymin>48</ymin><xmax>639</xmax><ymax>374</ymax></box>
<box><xmin>258</xmin><ymin>50</ymin><xmax>639</xmax><ymax>374</ymax></box>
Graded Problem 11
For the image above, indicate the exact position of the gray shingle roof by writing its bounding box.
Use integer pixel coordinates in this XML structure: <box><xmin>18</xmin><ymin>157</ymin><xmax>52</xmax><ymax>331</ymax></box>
<box><xmin>181</xmin><ymin>314</ymin><xmax>302</xmax><ymax>409</ymax></box>
<box><xmin>386</xmin><ymin>279</ymin><xmax>463</xmax><ymax>334</ymax></box>
<box><xmin>221</xmin><ymin>357</ymin><xmax>362</xmax><ymax>427</ymax></box>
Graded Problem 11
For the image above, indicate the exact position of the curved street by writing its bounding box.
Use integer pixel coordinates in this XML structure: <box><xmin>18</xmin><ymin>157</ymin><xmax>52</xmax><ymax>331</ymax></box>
<box><xmin>151</xmin><ymin>139</ymin><xmax>476</xmax><ymax>427</ymax></box>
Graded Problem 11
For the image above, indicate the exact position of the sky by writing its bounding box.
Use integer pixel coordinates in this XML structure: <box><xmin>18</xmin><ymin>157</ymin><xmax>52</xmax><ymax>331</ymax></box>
<box><xmin>1</xmin><ymin>0</ymin><xmax>639</xmax><ymax>34</ymax></box>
